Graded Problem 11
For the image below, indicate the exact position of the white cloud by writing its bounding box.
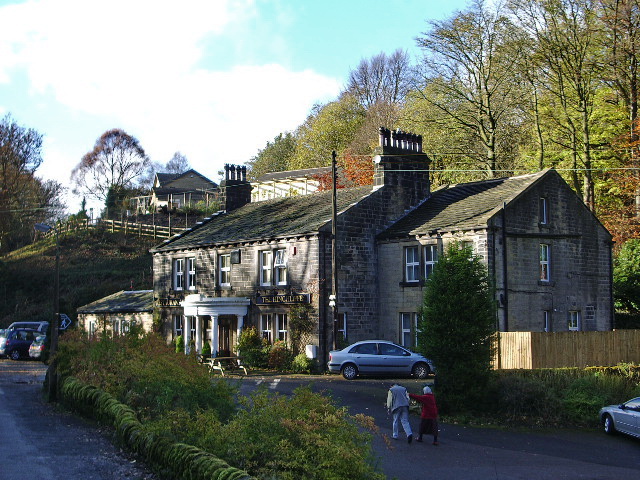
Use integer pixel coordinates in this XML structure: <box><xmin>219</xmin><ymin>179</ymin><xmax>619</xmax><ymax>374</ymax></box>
<box><xmin>0</xmin><ymin>0</ymin><xmax>342</xmax><ymax>212</ymax></box>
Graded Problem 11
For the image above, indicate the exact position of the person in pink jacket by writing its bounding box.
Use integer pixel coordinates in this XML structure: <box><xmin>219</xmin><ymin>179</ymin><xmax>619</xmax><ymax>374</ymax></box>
<box><xmin>409</xmin><ymin>386</ymin><xmax>439</xmax><ymax>445</ymax></box>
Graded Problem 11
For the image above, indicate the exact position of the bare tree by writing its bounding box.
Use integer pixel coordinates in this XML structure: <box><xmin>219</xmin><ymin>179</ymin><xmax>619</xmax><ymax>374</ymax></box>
<box><xmin>415</xmin><ymin>0</ymin><xmax>525</xmax><ymax>177</ymax></box>
<box><xmin>0</xmin><ymin>114</ymin><xmax>63</xmax><ymax>251</ymax></box>
<box><xmin>346</xmin><ymin>49</ymin><xmax>415</xmax><ymax>108</ymax></box>
<box><xmin>165</xmin><ymin>151</ymin><xmax>190</xmax><ymax>174</ymax></box>
<box><xmin>71</xmin><ymin>129</ymin><xmax>151</xmax><ymax>202</ymax></box>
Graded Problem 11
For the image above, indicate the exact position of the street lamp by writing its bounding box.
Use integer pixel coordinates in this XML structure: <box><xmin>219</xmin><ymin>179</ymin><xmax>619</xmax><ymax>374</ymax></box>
<box><xmin>34</xmin><ymin>222</ymin><xmax>59</xmax><ymax>402</ymax></box>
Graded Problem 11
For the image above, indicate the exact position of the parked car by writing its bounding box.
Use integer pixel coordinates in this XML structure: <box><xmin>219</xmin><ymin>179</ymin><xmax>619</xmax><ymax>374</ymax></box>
<box><xmin>327</xmin><ymin>340</ymin><xmax>436</xmax><ymax>380</ymax></box>
<box><xmin>0</xmin><ymin>330</ymin><xmax>7</xmax><ymax>357</ymax></box>
<box><xmin>7</xmin><ymin>321</ymin><xmax>49</xmax><ymax>333</ymax></box>
<box><xmin>600</xmin><ymin>397</ymin><xmax>640</xmax><ymax>439</ymax></box>
<box><xmin>29</xmin><ymin>335</ymin><xmax>48</xmax><ymax>361</ymax></box>
<box><xmin>0</xmin><ymin>328</ymin><xmax>39</xmax><ymax>360</ymax></box>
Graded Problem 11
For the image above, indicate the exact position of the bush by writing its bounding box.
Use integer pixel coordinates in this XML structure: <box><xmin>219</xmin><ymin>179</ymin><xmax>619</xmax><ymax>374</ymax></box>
<box><xmin>236</xmin><ymin>327</ymin><xmax>269</xmax><ymax>368</ymax></box>
<box><xmin>197</xmin><ymin>387</ymin><xmax>385</xmax><ymax>480</ymax></box>
<box><xmin>175</xmin><ymin>334</ymin><xmax>184</xmax><ymax>353</ymax></box>
<box><xmin>268</xmin><ymin>341</ymin><xmax>294</xmax><ymax>370</ymax></box>
<box><xmin>56</xmin><ymin>329</ymin><xmax>237</xmax><ymax>423</ymax></box>
<box><xmin>291</xmin><ymin>353</ymin><xmax>314</xmax><ymax>374</ymax></box>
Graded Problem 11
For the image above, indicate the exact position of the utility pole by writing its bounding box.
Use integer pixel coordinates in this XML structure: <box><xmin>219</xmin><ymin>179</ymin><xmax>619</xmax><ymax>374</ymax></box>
<box><xmin>331</xmin><ymin>151</ymin><xmax>339</xmax><ymax>350</ymax></box>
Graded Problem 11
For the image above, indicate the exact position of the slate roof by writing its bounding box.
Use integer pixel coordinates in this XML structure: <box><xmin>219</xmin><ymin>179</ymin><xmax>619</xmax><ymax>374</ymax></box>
<box><xmin>151</xmin><ymin>186</ymin><xmax>373</xmax><ymax>252</ymax></box>
<box><xmin>77</xmin><ymin>290</ymin><xmax>154</xmax><ymax>314</ymax></box>
<box><xmin>379</xmin><ymin>170</ymin><xmax>547</xmax><ymax>240</ymax></box>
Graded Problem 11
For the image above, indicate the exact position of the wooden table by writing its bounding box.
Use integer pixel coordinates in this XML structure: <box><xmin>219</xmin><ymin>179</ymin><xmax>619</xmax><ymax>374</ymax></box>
<box><xmin>204</xmin><ymin>356</ymin><xmax>247</xmax><ymax>376</ymax></box>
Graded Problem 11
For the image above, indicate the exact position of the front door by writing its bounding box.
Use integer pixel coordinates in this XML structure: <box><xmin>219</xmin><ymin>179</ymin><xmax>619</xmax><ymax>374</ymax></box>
<box><xmin>218</xmin><ymin>317</ymin><xmax>232</xmax><ymax>357</ymax></box>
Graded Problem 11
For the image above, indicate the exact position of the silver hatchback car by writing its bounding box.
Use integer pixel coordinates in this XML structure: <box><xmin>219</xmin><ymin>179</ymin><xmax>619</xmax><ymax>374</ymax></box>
<box><xmin>327</xmin><ymin>340</ymin><xmax>435</xmax><ymax>380</ymax></box>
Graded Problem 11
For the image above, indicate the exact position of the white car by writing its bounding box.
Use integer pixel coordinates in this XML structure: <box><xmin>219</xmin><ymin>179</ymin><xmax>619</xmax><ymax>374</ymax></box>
<box><xmin>599</xmin><ymin>397</ymin><xmax>640</xmax><ymax>438</ymax></box>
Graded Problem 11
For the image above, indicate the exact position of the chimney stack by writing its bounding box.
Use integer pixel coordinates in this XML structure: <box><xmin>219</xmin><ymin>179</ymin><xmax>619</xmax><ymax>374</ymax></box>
<box><xmin>220</xmin><ymin>164</ymin><xmax>252</xmax><ymax>212</ymax></box>
<box><xmin>373</xmin><ymin>127</ymin><xmax>430</xmax><ymax>199</ymax></box>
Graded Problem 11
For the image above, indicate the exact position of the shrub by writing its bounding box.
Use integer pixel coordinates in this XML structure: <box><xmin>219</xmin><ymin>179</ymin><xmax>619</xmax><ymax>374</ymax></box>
<box><xmin>268</xmin><ymin>341</ymin><xmax>294</xmax><ymax>370</ymax></box>
<box><xmin>198</xmin><ymin>387</ymin><xmax>385</xmax><ymax>480</ymax></box>
<box><xmin>56</xmin><ymin>330</ymin><xmax>237</xmax><ymax>423</ymax></box>
<box><xmin>291</xmin><ymin>353</ymin><xmax>314</xmax><ymax>374</ymax></box>
<box><xmin>175</xmin><ymin>334</ymin><xmax>184</xmax><ymax>353</ymax></box>
<box><xmin>201</xmin><ymin>341</ymin><xmax>212</xmax><ymax>358</ymax></box>
<box><xmin>236</xmin><ymin>327</ymin><xmax>269</xmax><ymax>368</ymax></box>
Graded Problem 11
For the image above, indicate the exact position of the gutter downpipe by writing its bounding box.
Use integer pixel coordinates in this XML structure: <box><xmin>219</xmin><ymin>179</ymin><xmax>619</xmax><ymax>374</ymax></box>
<box><xmin>502</xmin><ymin>202</ymin><xmax>509</xmax><ymax>333</ymax></box>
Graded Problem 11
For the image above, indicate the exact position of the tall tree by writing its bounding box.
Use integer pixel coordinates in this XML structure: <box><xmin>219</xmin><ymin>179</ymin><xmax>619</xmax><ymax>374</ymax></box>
<box><xmin>511</xmin><ymin>0</ymin><xmax>604</xmax><ymax>210</ymax></box>
<box><xmin>346</xmin><ymin>49</ymin><xmax>415</xmax><ymax>108</ymax></box>
<box><xmin>71</xmin><ymin>129</ymin><xmax>151</xmax><ymax>203</ymax></box>
<box><xmin>415</xmin><ymin>0</ymin><xmax>525</xmax><ymax>177</ymax></box>
<box><xmin>0</xmin><ymin>115</ymin><xmax>63</xmax><ymax>252</ymax></box>
<box><xmin>290</xmin><ymin>95</ymin><xmax>366</xmax><ymax>170</ymax></box>
<box><xmin>165</xmin><ymin>151</ymin><xmax>190</xmax><ymax>174</ymax></box>
<box><xmin>417</xmin><ymin>243</ymin><xmax>496</xmax><ymax>413</ymax></box>
<box><xmin>247</xmin><ymin>132</ymin><xmax>297</xmax><ymax>180</ymax></box>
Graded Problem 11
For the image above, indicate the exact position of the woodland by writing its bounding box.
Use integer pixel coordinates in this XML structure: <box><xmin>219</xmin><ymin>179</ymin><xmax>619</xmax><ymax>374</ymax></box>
<box><xmin>249</xmin><ymin>0</ymin><xmax>640</xmax><ymax>248</ymax></box>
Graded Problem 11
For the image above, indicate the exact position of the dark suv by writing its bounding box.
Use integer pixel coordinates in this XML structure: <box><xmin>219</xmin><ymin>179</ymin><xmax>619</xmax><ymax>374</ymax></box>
<box><xmin>1</xmin><ymin>328</ymin><xmax>39</xmax><ymax>360</ymax></box>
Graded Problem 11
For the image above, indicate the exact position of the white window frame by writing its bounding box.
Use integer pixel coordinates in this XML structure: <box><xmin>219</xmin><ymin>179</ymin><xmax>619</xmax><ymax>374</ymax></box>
<box><xmin>260</xmin><ymin>314</ymin><xmax>272</xmax><ymax>342</ymax></box>
<box><xmin>543</xmin><ymin>310</ymin><xmax>550</xmax><ymax>332</ymax></box>
<box><xmin>187</xmin><ymin>257</ymin><xmax>196</xmax><ymax>291</ymax></box>
<box><xmin>219</xmin><ymin>254</ymin><xmax>231</xmax><ymax>286</ymax></box>
<box><xmin>174</xmin><ymin>315</ymin><xmax>183</xmax><ymax>337</ymax></box>
<box><xmin>405</xmin><ymin>246</ymin><xmax>420</xmax><ymax>283</ymax></box>
<box><xmin>569</xmin><ymin>311</ymin><xmax>580</xmax><ymax>331</ymax></box>
<box><xmin>540</xmin><ymin>244</ymin><xmax>550</xmax><ymax>282</ymax></box>
<box><xmin>277</xmin><ymin>313</ymin><xmax>288</xmax><ymax>342</ymax></box>
<box><xmin>424</xmin><ymin>245</ymin><xmax>438</xmax><ymax>279</ymax></box>
<box><xmin>260</xmin><ymin>250</ymin><xmax>273</xmax><ymax>286</ymax></box>
<box><xmin>400</xmin><ymin>312</ymin><xmax>417</xmax><ymax>347</ymax></box>
<box><xmin>337</xmin><ymin>312</ymin><xmax>347</xmax><ymax>343</ymax></box>
<box><xmin>539</xmin><ymin>197</ymin><xmax>548</xmax><ymax>225</ymax></box>
<box><xmin>174</xmin><ymin>258</ymin><xmax>184</xmax><ymax>291</ymax></box>
<box><xmin>274</xmin><ymin>249</ymin><xmax>287</xmax><ymax>285</ymax></box>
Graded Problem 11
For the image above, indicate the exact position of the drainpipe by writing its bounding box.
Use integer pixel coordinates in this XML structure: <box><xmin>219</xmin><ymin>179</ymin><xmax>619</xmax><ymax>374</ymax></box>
<box><xmin>502</xmin><ymin>202</ymin><xmax>509</xmax><ymax>332</ymax></box>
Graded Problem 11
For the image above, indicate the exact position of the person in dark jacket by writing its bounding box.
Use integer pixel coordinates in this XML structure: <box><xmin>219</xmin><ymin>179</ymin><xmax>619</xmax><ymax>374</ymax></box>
<box><xmin>409</xmin><ymin>386</ymin><xmax>439</xmax><ymax>445</ymax></box>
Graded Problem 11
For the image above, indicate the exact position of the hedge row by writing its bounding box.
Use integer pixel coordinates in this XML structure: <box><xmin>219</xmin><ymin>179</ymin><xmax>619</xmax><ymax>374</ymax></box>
<box><xmin>585</xmin><ymin>364</ymin><xmax>640</xmax><ymax>381</ymax></box>
<box><xmin>60</xmin><ymin>376</ymin><xmax>254</xmax><ymax>480</ymax></box>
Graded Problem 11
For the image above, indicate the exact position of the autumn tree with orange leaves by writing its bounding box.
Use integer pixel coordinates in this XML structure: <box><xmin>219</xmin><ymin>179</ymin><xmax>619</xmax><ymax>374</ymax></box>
<box><xmin>601</xmin><ymin>120</ymin><xmax>640</xmax><ymax>247</ymax></box>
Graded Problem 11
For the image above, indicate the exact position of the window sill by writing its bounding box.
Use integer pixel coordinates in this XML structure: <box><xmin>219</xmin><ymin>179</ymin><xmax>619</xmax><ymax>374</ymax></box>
<box><xmin>538</xmin><ymin>280</ymin><xmax>555</xmax><ymax>287</ymax></box>
<box><xmin>399</xmin><ymin>281</ymin><xmax>423</xmax><ymax>288</ymax></box>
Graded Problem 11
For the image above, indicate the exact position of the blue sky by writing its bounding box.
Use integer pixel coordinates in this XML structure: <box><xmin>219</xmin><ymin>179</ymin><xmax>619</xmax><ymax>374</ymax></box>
<box><xmin>0</xmin><ymin>0</ymin><xmax>468</xmax><ymax>213</ymax></box>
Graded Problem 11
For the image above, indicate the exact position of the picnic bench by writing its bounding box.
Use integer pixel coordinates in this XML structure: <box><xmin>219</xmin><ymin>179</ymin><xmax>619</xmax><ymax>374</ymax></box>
<box><xmin>203</xmin><ymin>356</ymin><xmax>248</xmax><ymax>376</ymax></box>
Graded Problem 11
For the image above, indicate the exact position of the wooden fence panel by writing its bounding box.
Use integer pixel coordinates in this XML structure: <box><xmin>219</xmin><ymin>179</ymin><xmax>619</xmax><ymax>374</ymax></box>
<box><xmin>495</xmin><ymin>330</ymin><xmax>640</xmax><ymax>369</ymax></box>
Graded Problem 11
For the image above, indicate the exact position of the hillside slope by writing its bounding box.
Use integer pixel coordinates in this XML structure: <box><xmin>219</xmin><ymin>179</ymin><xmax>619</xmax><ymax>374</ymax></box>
<box><xmin>0</xmin><ymin>226</ymin><xmax>159</xmax><ymax>328</ymax></box>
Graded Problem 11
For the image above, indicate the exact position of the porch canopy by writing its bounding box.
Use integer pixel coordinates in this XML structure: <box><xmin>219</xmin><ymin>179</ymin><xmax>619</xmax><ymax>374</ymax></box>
<box><xmin>180</xmin><ymin>294</ymin><xmax>250</xmax><ymax>356</ymax></box>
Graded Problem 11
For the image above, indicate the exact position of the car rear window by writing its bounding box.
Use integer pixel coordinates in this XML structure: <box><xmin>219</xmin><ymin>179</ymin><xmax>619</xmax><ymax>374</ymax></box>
<box><xmin>379</xmin><ymin>343</ymin><xmax>406</xmax><ymax>356</ymax></box>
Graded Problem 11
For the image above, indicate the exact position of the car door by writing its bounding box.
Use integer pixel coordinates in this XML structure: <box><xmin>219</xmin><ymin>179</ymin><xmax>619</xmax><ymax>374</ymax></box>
<box><xmin>349</xmin><ymin>342</ymin><xmax>379</xmax><ymax>373</ymax></box>
<box><xmin>378</xmin><ymin>343</ymin><xmax>412</xmax><ymax>375</ymax></box>
<box><xmin>619</xmin><ymin>398</ymin><xmax>640</xmax><ymax>437</ymax></box>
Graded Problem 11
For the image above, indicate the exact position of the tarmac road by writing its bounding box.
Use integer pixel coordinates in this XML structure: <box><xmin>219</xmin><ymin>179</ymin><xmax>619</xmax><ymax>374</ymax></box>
<box><xmin>1</xmin><ymin>359</ymin><xmax>639</xmax><ymax>480</ymax></box>
<box><xmin>235</xmin><ymin>374</ymin><xmax>640</xmax><ymax>480</ymax></box>
<box><xmin>0</xmin><ymin>359</ymin><xmax>156</xmax><ymax>480</ymax></box>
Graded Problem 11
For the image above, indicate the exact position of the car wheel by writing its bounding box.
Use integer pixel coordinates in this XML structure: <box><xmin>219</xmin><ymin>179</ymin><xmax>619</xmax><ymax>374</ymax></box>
<box><xmin>603</xmin><ymin>414</ymin><xmax>616</xmax><ymax>435</ymax></box>
<box><xmin>412</xmin><ymin>362</ymin><xmax>431</xmax><ymax>379</ymax></box>
<box><xmin>9</xmin><ymin>350</ymin><xmax>20</xmax><ymax>361</ymax></box>
<box><xmin>341</xmin><ymin>363</ymin><xmax>358</xmax><ymax>380</ymax></box>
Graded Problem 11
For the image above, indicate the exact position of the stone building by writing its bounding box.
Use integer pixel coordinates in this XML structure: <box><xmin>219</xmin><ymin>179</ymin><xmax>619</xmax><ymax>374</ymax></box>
<box><xmin>150</xmin><ymin>128</ymin><xmax>613</xmax><ymax>362</ymax></box>
<box><xmin>77</xmin><ymin>290</ymin><xmax>154</xmax><ymax>337</ymax></box>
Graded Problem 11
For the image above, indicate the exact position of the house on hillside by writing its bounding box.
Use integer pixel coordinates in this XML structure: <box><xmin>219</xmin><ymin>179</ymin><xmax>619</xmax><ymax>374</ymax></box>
<box><xmin>251</xmin><ymin>167</ymin><xmax>331</xmax><ymax>202</ymax></box>
<box><xmin>130</xmin><ymin>169</ymin><xmax>219</xmax><ymax>214</ymax></box>
<box><xmin>77</xmin><ymin>290</ymin><xmax>154</xmax><ymax>336</ymax></box>
<box><xmin>150</xmin><ymin>127</ymin><xmax>613</xmax><ymax>363</ymax></box>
